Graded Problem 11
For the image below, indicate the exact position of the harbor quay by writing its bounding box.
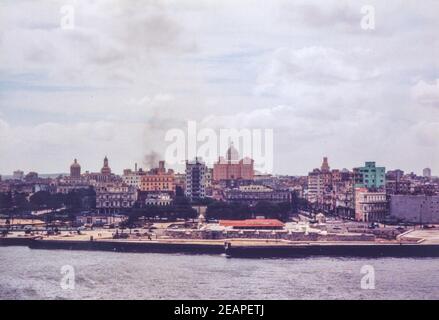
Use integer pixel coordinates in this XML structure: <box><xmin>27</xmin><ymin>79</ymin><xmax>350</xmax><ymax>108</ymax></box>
<box><xmin>2</xmin><ymin>220</ymin><xmax>439</xmax><ymax>258</ymax></box>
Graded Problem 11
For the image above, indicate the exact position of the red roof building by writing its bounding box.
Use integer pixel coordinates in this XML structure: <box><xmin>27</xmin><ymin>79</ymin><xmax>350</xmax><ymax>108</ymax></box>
<box><xmin>219</xmin><ymin>219</ymin><xmax>285</xmax><ymax>230</ymax></box>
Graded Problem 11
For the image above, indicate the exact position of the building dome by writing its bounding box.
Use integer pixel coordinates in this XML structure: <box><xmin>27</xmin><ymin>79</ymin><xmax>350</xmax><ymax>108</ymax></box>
<box><xmin>70</xmin><ymin>159</ymin><xmax>81</xmax><ymax>178</ymax></box>
<box><xmin>71</xmin><ymin>159</ymin><xmax>80</xmax><ymax>168</ymax></box>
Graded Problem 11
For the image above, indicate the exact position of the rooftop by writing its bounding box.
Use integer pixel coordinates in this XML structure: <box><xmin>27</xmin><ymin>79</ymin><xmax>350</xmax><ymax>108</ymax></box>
<box><xmin>219</xmin><ymin>219</ymin><xmax>285</xmax><ymax>228</ymax></box>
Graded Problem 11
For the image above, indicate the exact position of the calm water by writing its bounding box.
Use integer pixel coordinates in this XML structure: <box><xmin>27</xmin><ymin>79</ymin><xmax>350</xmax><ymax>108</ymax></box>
<box><xmin>0</xmin><ymin>246</ymin><xmax>438</xmax><ymax>300</ymax></box>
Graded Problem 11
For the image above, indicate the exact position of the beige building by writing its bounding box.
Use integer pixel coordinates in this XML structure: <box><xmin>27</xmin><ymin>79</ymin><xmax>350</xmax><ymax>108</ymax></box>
<box><xmin>96</xmin><ymin>183</ymin><xmax>137</xmax><ymax>214</ymax></box>
<box><xmin>355</xmin><ymin>187</ymin><xmax>388</xmax><ymax>222</ymax></box>
<box><xmin>140</xmin><ymin>161</ymin><xmax>175</xmax><ymax>193</ymax></box>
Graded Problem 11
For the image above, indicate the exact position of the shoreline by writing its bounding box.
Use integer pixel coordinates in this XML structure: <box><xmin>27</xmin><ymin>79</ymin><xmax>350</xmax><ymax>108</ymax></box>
<box><xmin>2</xmin><ymin>234</ymin><xmax>439</xmax><ymax>258</ymax></box>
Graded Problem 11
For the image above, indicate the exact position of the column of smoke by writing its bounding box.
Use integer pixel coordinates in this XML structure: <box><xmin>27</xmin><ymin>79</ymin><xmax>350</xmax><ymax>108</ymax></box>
<box><xmin>143</xmin><ymin>151</ymin><xmax>160</xmax><ymax>170</ymax></box>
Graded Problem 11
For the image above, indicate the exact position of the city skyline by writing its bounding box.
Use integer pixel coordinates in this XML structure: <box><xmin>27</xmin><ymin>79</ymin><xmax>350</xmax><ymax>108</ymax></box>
<box><xmin>1</xmin><ymin>0</ymin><xmax>439</xmax><ymax>175</ymax></box>
<box><xmin>1</xmin><ymin>154</ymin><xmax>435</xmax><ymax>178</ymax></box>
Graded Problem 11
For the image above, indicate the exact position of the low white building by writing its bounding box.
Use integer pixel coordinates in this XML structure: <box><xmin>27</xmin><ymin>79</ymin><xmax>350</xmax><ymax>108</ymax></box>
<box><xmin>144</xmin><ymin>193</ymin><xmax>172</xmax><ymax>206</ymax></box>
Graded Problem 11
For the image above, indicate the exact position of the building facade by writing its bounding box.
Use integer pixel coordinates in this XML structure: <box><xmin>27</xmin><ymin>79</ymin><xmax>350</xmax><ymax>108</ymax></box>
<box><xmin>354</xmin><ymin>162</ymin><xmax>386</xmax><ymax>190</ymax></box>
<box><xmin>96</xmin><ymin>183</ymin><xmax>137</xmax><ymax>214</ymax></box>
<box><xmin>140</xmin><ymin>161</ymin><xmax>175</xmax><ymax>193</ymax></box>
<box><xmin>213</xmin><ymin>144</ymin><xmax>254</xmax><ymax>182</ymax></box>
<box><xmin>354</xmin><ymin>187</ymin><xmax>388</xmax><ymax>222</ymax></box>
<box><xmin>390</xmin><ymin>195</ymin><xmax>439</xmax><ymax>224</ymax></box>
<box><xmin>224</xmin><ymin>185</ymin><xmax>291</xmax><ymax>206</ymax></box>
<box><xmin>185</xmin><ymin>157</ymin><xmax>207</xmax><ymax>202</ymax></box>
<box><xmin>142</xmin><ymin>192</ymin><xmax>172</xmax><ymax>206</ymax></box>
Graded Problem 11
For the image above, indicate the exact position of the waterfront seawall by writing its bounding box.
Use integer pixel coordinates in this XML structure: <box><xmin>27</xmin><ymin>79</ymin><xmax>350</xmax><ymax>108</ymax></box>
<box><xmin>225</xmin><ymin>243</ymin><xmax>439</xmax><ymax>258</ymax></box>
<box><xmin>20</xmin><ymin>238</ymin><xmax>439</xmax><ymax>258</ymax></box>
<box><xmin>164</xmin><ymin>229</ymin><xmax>376</xmax><ymax>242</ymax></box>
<box><xmin>28</xmin><ymin>238</ymin><xmax>225</xmax><ymax>255</ymax></box>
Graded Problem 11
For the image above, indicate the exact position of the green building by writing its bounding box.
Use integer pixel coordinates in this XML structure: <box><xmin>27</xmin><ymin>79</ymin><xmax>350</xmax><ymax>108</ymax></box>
<box><xmin>354</xmin><ymin>161</ymin><xmax>386</xmax><ymax>190</ymax></box>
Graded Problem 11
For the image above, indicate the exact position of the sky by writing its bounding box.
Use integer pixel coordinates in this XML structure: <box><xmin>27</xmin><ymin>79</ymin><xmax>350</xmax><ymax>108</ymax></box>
<box><xmin>0</xmin><ymin>0</ymin><xmax>438</xmax><ymax>176</ymax></box>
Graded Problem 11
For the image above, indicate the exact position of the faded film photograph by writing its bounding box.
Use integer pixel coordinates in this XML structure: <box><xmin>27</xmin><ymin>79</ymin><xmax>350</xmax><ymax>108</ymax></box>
<box><xmin>0</xmin><ymin>0</ymin><xmax>439</xmax><ymax>306</ymax></box>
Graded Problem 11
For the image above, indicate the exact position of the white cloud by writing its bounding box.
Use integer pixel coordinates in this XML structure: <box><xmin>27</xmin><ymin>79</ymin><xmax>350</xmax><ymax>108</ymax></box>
<box><xmin>411</xmin><ymin>80</ymin><xmax>439</xmax><ymax>108</ymax></box>
<box><xmin>0</xmin><ymin>0</ymin><xmax>439</xmax><ymax>175</ymax></box>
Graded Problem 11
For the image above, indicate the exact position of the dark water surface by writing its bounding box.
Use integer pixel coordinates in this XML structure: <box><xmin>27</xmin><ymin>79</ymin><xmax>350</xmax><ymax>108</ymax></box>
<box><xmin>1</xmin><ymin>246</ymin><xmax>438</xmax><ymax>299</ymax></box>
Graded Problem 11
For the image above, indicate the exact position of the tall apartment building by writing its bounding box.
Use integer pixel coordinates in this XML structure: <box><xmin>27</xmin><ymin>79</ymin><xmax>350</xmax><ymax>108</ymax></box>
<box><xmin>354</xmin><ymin>162</ymin><xmax>386</xmax><ymax>190</ymax></box>
<box><xmin>307</xmin><ymin>168</ymin><xmax>325</xmax><ymax>204</ymax></box>
<box><xmin>306</xmin><ymin>157</ymin><xmax>332</xmax><ymax>204</ymax></box>
<box><xmin>213</xmin><ymin>144</ymin><xmax>254</xmax><ymax>182</ymax></box>
<box><xmin>185</xmin><ymin>157</ymin><xmax>207</xmax><ymax>202</ymax></box>
<box><xmin>354</xmin><ymin>187</ymin><xmax>388</xmax><ymax>222</ymax></box>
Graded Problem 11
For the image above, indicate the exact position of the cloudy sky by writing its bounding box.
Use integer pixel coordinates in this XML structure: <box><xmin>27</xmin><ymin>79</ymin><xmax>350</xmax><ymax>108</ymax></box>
<box><xmin>0</xmin><ymin>0</ymin><xmax>438</xmax><ymax>176</ymax></box>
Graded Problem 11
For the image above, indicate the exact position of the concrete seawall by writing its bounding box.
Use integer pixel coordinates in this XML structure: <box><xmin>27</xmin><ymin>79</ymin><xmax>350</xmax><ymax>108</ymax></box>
<box><xmin>225</xmin><ymin>243</ymin><xmax>439</xmax><ymax>258</ymax></box>
<box><xmin>28</xmin><ymin>239</ymin><xmax>225</xmax><ymax>255</ymax></box>
<box><xmin>164</xmin><ymin>229</ymin><xmax>376</xmax><ymax>242</ymax></box>
<box><xmin>2</xmin><ymin>235</ymin><xmax>439</xmax><ymax>258</ymax></box>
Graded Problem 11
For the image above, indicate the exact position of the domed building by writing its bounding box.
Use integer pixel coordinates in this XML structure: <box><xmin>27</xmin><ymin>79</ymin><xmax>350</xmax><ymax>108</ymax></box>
<box><xmin>213</xmin><ymin>143</ymin><xmax>254</xmax><ymax>182</ymax></box>
<box><xmin>226</xmin><ymin>143</ymin><xmax>239</xmax><ymax>163</ymax></box>
<box><xmin>70</xmin><ymin>159</ymin><xmax>81</xmax><ymax>179</ymax></box>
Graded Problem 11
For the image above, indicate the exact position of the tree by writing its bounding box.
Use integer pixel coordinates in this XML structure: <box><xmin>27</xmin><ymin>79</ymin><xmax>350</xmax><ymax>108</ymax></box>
<box><xmin>206</xmin><ymin>201</ymin><xmax>252</xmax><ymax>220</ymax></box>
<box><xmin>30</xmin><ymin>191</ymin><xmax>52</xmax><ymax>209</ymax></box>
<box><xmin>65</xmin><ymin>191</ymin><xmax>82</xmax><ymax>210</ymax></box>
<box><xmin>0</xmin><ymin>192</ymin><xmax>13</xmax><ymax>209</ymax></box>
<box><xmin>13</xmin><ymin>192</ymin><xmax>30</xmax><ymax>211</ymax></box>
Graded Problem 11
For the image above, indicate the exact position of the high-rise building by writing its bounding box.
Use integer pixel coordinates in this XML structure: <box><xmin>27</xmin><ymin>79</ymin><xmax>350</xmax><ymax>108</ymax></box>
<box><xmin>306</xmin><ymin>158</ymin><xmax>333</xmax><ymax>205</ymax></box>
<box><xmin>307</xmin><ymin>168</ymin><xmax>325</xmax><ymax>204</ymax></box>
<box><xmin>213</xmin><ymin>144</ymin><xmax>254</xmax><ymax>182</ymax></box>
<box><xmin>185</xmin><ymin>157</ymin><xmax>207</xmax><ymax>202</ymax></box>
<box><xmin>354</xmin><ymin>162</ymin><xmax>386</xmax><ymax>190</ymax></box>
<box><xmin>70</xmin><ymin>159</ymin><xmax>81</xmax><ymax>179</ymax></box>
<box><xmin>423</xmin><ymin>168</ymin><xmax>432</xmax><ymax>179</ymax></box>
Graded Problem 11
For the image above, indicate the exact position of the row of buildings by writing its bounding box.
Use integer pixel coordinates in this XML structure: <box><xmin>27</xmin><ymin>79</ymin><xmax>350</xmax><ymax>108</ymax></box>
<box><xmin>0</xmin><ymin>145</ymin><xmax>292</xmax><ymax>215</ymax></box>
<box><xmin>2</xmin><ymin>151</ymin><xmax>438</xmax><ymax>223</ymax></box>
<box><xmin>305</xmin><ymin>157</ymin><xmax>439</xmax><ymax>223</ymax></box>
